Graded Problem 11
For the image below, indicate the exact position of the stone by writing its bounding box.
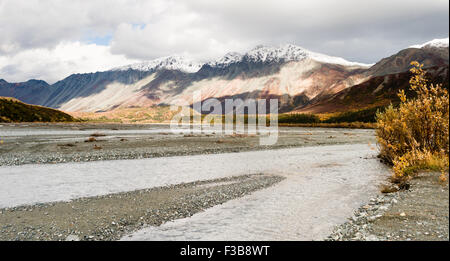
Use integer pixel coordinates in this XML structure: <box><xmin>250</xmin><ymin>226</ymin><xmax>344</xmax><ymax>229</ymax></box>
<box><xmin>65</xmin><ymin>235</ymin><xmax>80</xmax><ymax>241</ymax></box>
<box><xmin>365</xmin><ymin>235</ymin><xmax>379</xmax><ymax>241</ymax></box>
<box><xmin>378</xmin><ymin>206</ymin><xmax>389</xmax><ymax>211</ymax></box>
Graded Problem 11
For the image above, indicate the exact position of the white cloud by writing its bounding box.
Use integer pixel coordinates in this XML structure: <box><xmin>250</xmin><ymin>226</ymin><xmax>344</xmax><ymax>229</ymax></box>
<box><xmin>0</xmin><ymin>0</ymin><xmax>448</xmax><ymax>82</ymax></box>
<box><xmin>0</xmin><ymin>42</ymin><xmax>138</xmax><ymax>83</ymax></box>
<box><xmin>112</xmin><ymin>0</ymin><xmax>449</xmax><ymax>62</ymax></box>
<box><xmin>0</xmin><ymin>0</ymin><xmax>168</xmax><ymax>54</ymax></box>
<box><xmin>110</xmin><ymin>17</ymin><xmax>253</xmax><ymax>62</ymax></box>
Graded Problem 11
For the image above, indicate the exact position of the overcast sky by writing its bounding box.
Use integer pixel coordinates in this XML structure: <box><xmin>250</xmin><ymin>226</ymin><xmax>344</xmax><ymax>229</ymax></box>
<box><xmin>0</xmin><ymin>0</ymin><xmax>448</xmax><ymax>83</ymax></box>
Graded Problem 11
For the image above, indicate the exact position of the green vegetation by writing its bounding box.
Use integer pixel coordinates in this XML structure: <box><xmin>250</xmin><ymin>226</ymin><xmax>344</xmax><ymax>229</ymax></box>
<box><xmin>192</xmin><ymin>112</ymin><xmax>376</xmax><ymax>128</ymax></box>
<box><xmin>278</xmin><ymin>113</ymin><xmax>320</xmax><ymax>124</ymax></box>
<box><xmin>275</xmin><ymin>107</ymin><xmax>384</xmax><ymax>128</ymax></box>
<box><xmin>0</xmin><ymin>97</ymin><xmax>75</xmax><ymax>123</ymax></box>
<box><xmin>323</xmin><ymin>106</ymin><xmax>386</xmax><ymax>123</ymax></box>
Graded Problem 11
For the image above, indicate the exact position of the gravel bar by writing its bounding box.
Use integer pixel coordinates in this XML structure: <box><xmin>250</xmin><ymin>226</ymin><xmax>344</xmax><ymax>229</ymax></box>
<box><xmin>0</xmin><ymin>174</ymin><xmax>284</xmax><ymax>241</ymax></box>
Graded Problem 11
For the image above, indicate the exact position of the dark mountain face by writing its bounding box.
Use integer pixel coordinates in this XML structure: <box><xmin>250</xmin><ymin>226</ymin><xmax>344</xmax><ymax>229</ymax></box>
<box><xmin>0</xmin><ymin>79</ymin><xmax>52</xmax><ymax>106</ymax></box>
<box><xmin>367</xmin><ymin>47</ymin><xmax>449</xmax><ymax>77</ymax></box>
<box><xmin>296</xmin><ymin>65</ymin><xmax>449</xmax><ymax>114</ymax></box>
<box><xmin>292</xmin><ymin>45</ymin><xmax>449</xmax><ymax>114</ymax></box>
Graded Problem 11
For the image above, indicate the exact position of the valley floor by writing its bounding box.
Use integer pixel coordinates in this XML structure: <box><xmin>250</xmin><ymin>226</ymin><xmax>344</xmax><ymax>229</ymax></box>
<box><xmin>0</xmin><ymin>123</ymin><xmax>447</xmax><ymax>241</ymax></box>
<box><xmin>0</xmin><ymin>143</ymin><xmax>388</xmax><ymax>241</ymax></box>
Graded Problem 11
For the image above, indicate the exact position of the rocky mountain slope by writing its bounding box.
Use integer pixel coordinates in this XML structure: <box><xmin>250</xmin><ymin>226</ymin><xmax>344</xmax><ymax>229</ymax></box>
<box><xmin>0</xmin><ymin>38</ymin><xmax>448</xmax><ymax>114</ymax></box>
<box><xmin>294</xmin><ymin>38</ymin><xmax>449</xmax><ymax>113</ymax></box>
<box><xmin>0</xmin><ymin>79</ymin><xmax>53</xmax><ymax>106</ymax></box>
<box><xmin>367</xmin><ymin>40</ymin><xmax>448</xmax><ymax>77</ymax></box>
<box><xmin>296</xmin><ymin>65</ymin><xmax>449</xmax><ymax>114</ymax></box>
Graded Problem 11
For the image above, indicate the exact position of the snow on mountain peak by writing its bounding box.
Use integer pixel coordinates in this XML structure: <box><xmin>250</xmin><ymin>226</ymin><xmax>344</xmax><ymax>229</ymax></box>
<box><xmin>207</xmin><ymin>43</ymin><xmax>371</xmax><ymax>68</ymax></box>
<box><xmin>244</xmin><ymin>44</ymin><xmax>309</xmax><ymax>63</ymax></box>
<box><xmin>206</xmin><ymin>52</ymin><xmax>243</xmax><ymax>68</ymax></box>
<box><xmin>245</xmin><ymin>44</ymin><xmax>371</xmax><ymax>67</ymax></box>
<box><xmin>410</xmin><ymin>38</ymin><xmax>449</xmax><ymax>49</ymax></box>
<box><xmin>112</xmin><ymin>55</ymin><xmax>202</xmax><ymax>73</ymax></box>
<box><xmin>113</xmin><ymin>43</ymin><xmax>372</xmax><ymax>73</ymax></box>
<box><xmin>307</xmin><ymin>50</ymin><xmax>373</xmax><ymax>67</ymax></box>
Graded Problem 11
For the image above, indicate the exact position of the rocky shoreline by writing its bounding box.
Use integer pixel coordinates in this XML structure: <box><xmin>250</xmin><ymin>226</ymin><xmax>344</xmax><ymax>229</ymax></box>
<box><xmin>327</xmin><ymin>172</ymin><xmax>449</xmax><ymax>241</ymax></box>
<box><xmin>327</xmin><ymin>190</ymin><xmax>401</xmax><ymax>241</ymax></box>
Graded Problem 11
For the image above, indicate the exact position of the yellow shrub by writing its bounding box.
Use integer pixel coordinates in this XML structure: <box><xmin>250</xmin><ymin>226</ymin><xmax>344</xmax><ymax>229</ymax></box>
<box><xmin>376</xmin><ymin>62</ymin><xmax>449</xmax><ymax>181</ymax></box>
<box><xmin>392</xmin><ymin>149</ymin><xmax>449</xmax><ymax>180</ymax></box>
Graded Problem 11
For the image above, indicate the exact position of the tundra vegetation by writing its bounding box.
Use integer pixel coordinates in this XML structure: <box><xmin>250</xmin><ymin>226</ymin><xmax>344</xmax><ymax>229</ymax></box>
<box><xmin>0</xmin><ymin>97</ymin><xmax>74</xmax><ymax>123</ymax></box>
<box><xmin>276</xmin><ymin>109</ymin><xmax>380</xmax><ymax>128</ymax></box>
<box><xmin>376</xmin><ymin>62</ymin><xmax>449</xmax><ymax>183</ymax></box>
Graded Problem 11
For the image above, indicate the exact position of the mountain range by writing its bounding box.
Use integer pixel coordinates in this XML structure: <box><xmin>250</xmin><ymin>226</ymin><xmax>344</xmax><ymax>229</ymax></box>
<box><xmin>0</xmin><ymin>38</ymin><xmax>448</xmax><ymax>115</ymax></box>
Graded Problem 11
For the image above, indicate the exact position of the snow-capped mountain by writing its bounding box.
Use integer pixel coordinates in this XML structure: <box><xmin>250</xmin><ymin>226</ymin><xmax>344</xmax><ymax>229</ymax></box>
<box><xmin>113</xmin><ymin>44</ymin><xmax>372</xmax><ymax>73</ymax></box>
<box><xmin>206</xmin><ymin>52</ymin><xmax>243</xmax><ymax>68</ymax></box>
<box><xmin>410</xmin><ymin>38</ymin><xmax>449</xmax><ymax>49</ymax></box>
<box><xmin>53</xmin><ymin>42</ymin><xmax>375</xmax><ymax>112</ymax></box>
<box><xmin>1</xmin><ymin>39</ymin><xmax>448</xmax><ymax>113</ymax></box>
<box><xmin>241</xmin><ymin>44</ymin><xmax>371</xmax><ymax>67</ymax></box>
<box><xmin>113</xmin><ymin>55</ymin><xmax>203</xmax><ymax>73</ymax></box>
<box><xmin>367</xmin><ymin>37</ymin><xmax>449</xmax><ymax>77</ymax></box>
<box><xmin>244</xmin><ymin>44</ymin><xmax>309</xmax><ymax>63</ymax></box>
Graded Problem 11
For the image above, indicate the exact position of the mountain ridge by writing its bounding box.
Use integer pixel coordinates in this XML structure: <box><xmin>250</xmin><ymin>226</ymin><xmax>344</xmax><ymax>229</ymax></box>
<box><xmin>112</xmin><ymin>43</ymin><xmax>373</xmax><ymax>74</ymax></box>
<box><xmin>0</xmin><ymin>38</ymin><xmax>448</xmax><ymax>114</ymax></box>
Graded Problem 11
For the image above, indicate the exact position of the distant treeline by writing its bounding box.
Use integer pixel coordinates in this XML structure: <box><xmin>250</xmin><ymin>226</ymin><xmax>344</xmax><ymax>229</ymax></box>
<box><xmin>322</xmin><ymin>106</ymin><xmax>386</xmax><ymax>123</ymax></box>
<box><xmin>279</xmin><ymin>106</ymin><xmax>387</xmax><ymax>124</ymax></box>
<box><xmin>174</xmin><ymin>106</ymin><xmax>386</xmax><ymax>126</ymax></box>
<box><xmin>278</xmin><ymin>113</ymin><xmax>320</xmax><ymax>124</ymax></box>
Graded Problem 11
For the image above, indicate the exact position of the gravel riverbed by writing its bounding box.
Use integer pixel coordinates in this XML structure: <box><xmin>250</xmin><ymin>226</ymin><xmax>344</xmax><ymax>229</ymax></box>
<box><xmin>2</xmin><ymin>123</ymin><xmax>446</xmax><ymax>241</ymax></box>
<box><xmin>0</xmin><ymin>123</ymin><xmax>375</xmax><ymax>166</ymax></box>
<box><xmin>327</xmin><ymin>172</ymin><xmax>449</xmax><ymax>241</ymax></box>
<box><xmin>0</xmin><ymin>174</ymin><xmax>283</xmax><ymax>241</ymax></box>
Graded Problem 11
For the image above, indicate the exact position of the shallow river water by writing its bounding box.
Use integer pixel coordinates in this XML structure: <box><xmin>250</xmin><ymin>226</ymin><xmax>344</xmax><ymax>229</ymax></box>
<box><xmin>0</xmin><ymin>143</ymin><xmax>390</xmax><ymax>240</ymax></box>
<box><xmin>121</xmin><ymin>144</ymin><xmax>390</xmax><ymax>241</ymax></box>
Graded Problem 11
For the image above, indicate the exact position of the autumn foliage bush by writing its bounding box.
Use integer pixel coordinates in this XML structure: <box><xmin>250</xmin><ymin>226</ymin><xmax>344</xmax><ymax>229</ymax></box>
<box><xmin>376</xmin><ymin>62</ymin><xmax>449</xmax><ymax>182</ymax></box>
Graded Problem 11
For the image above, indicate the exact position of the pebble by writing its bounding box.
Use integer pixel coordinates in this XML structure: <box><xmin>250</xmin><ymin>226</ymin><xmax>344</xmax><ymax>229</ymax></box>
<box><xmin>327</xmin><ymin>191</ymin><xmax>400</xmax><ymax>241</ymax></box>
<box><xmin>65</xmin><ymin>235</ymin><xmax>80</xmax><ymax>241</ymax></box>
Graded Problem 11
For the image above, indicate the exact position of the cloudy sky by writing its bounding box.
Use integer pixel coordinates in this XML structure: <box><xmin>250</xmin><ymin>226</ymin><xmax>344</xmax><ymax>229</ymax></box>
<box><xmin>0</xmin><ymin>0</ymin><xmax>448</xmax><ymax>83</ymax></box>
